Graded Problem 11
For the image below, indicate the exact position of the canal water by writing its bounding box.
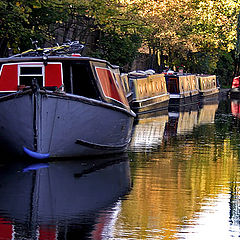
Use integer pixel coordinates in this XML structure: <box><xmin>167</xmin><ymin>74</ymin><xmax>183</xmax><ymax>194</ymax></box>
<box><xmin>1</xmin><ymin>95</ymin><xmax>240</xmax><ymax>239</ymax></box>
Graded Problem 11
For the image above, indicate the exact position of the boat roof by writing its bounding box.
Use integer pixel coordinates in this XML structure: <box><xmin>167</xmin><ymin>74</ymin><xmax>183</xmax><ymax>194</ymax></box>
<box><xmin>0</xmin><ymin>56</ymin><xmax>120</xmax><ymax>69</ymax></box>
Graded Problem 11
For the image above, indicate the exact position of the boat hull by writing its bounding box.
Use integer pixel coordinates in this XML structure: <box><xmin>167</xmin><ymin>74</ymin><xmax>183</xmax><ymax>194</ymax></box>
<box><xmin>229</xmin><ymin>88</ymin><xmax>240</xmax><ymax>99</ymax></box>
<box><xmin>132</xmin><ymin>94</ymin><xmax>169</xmax><ymax>116</ymax></box>
<box><xmin>0</xmin><ymin>90</ymin><xmax>134</xmax><ymax>158</ymax></box>
<box><xmin>168</xmin><ymin>93</ymin><xmax>199</xmax><ymax>112</ymax></box>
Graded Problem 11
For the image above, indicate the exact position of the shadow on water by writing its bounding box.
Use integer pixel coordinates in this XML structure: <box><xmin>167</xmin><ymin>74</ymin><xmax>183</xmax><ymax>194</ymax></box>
<box><xmin>0</xmin><ymin>153</ymin><xmax>131</xmax><ymax>239</ymax></box>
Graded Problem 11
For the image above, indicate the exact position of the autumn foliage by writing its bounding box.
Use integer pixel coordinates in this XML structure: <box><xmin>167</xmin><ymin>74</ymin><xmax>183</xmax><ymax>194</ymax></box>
<box><xmin>0</xmin><ymin>0</ymin><xmax>239</xmax><ymax>85</ymax></box>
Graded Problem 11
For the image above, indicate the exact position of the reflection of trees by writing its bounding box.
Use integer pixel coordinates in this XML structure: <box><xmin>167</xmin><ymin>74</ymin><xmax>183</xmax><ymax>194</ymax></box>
<box><xmin>119</xmin><ymin>100</ymin><xmax>240</xmax><ymax>239</ymax></box>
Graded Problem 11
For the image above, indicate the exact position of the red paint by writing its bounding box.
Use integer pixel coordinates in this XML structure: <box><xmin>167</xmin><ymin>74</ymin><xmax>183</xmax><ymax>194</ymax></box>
<box><xmin>231</xmin><ymin>101</ymin><xmax>240</xmax><ymax>118</ymax></box>
<box><xmin>232</xmin><ymin>76</ymin><xmax>240</xmax><ymax>88</ymax></box>
<box><xmin>0</xmin><ymin>64</ymin><xmax>18</xmax><ymax>91</ymax></box>
<box><xmin>96</xmin><ymin>68</ymin><xmax>129</xmax><ymax>107</ymax></box>
<box><xmin>39</xmin><ymin>225</ymin><xmax>56</xmax><ymax>240</ymax></box>
<box><xmin>45</xmin><ymin>64</ymin><xmax>62</xmax><ymax>88</ymax></box>
<box><xmin>0</xmin><ymin>218</ymin><xmax>13</xmax><ymax>240</ymax></box>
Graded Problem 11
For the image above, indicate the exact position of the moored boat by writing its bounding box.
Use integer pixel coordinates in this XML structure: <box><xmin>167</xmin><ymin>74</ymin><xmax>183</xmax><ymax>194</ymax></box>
<box><xmin>229</xmin><ymin>76</ymin><xmax>240</xmax><ymax>99</ymax></box>
<box><xmin>128</xmin><ymin>70</ymin><xmax>170</xmax><ymax>117</ymax></box>
<box><xmin>0</xmin><ymin>42</ymin><xmax>135</xmax><ymax>159</ymax></box>
<box><xmin>196</xmin><ymin>74</ymin><xmax>219</xmax><ymax>101</ymax></box>
<box><xmin>164</xmin><ymin>72</ymin><xmax>199</xmax><ymax>110</ymax></box>
<box><xmin>120</xmin><ymin>73</ymin><xmax>133</xmax><ymax>106</ymax></box>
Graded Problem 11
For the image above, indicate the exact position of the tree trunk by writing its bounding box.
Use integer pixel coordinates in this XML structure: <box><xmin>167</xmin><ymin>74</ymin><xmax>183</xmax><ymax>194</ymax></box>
<box><xmin>234</xmin><ymin>11</ymin><xmax>240</xmax><ymax>76</ymax></box>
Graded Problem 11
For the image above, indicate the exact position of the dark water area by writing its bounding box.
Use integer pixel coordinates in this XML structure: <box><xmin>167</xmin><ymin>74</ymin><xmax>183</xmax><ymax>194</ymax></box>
<box><xmin>1</xmin><ymin>96</ymin><xmax>240</xmax><ymax>239</ymax></box>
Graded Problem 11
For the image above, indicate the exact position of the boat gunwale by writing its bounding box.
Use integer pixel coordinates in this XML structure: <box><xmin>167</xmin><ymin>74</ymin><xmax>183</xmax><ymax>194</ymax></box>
<box><xmin>0</xmin><ymin>89</ymin><xmax>136</xmax><ymax>117</ymax></box>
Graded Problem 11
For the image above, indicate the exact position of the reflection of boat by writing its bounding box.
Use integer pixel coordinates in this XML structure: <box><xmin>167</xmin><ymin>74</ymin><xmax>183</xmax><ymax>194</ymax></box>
<box><xmin>128</xmin><ymin>71</ymin><xmax>170</xmax><ymax>116</ymax></box>
<box><xmin>166</xmin><ymin>109</ymin><xmax>198</xmax><ymax>137</ymax></box>
<box><xmin>129</xmin><ymin>114</ymin><xmax>168</xmax><ymax>151</ymax></box>
<box><xmin>231</xmin><ymin>99</ymin><xmax>240</xmax><ymax>118</ymax></box>
<box><xmin>165</xmin><ymin>73</ymin><xmax>199</xmax><ymax>110</ymax></box>
<box><xmin>0</xmin><ymin>154</ymin><xmax>131</xmax><ymax>239</ymax></box>
<box><xmin>198</xmin><ymin>102</ymin><xmax>219</xmax><ymax>125</ymax></box>
<box><xmin>0</xmin><ymin>42</ymin><xmax>135</xmax><ymax>159</ymax></box>
<box><xmin>165</xmin><ymin>101</ymin><xmax>219</xmax><ymax>138</ymax></box>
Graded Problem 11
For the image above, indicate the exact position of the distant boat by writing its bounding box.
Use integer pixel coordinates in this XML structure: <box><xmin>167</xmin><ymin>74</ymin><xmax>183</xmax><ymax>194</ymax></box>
<box><xmin>164</xmin><ymin>72</ymin><xmax>199</xmax><ymax>109</ymax></box>
<box><xmin>230</xmin><ymin>76</ymin><xmax>240</xmax><ymax>99</ymax></box>
<box><xmin>0</xmin><ymin>42</ymin><xmax>135</xmax><ymax>159</ymax></box>
<box><xmin>128</xmin><ymin>70</ymin><xmax>170</xmax><ymax>117</ymax></box>
<box><xmin>196</xmin><ymin>74</ymin><xmax>219</xmax><ymax>101</ymax></box>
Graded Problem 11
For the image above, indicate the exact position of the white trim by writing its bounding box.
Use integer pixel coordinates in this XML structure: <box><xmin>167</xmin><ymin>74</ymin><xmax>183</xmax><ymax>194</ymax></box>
<box><xmin>18</xmin><ymin>64</ymin><xmax>45</xmax><ymax>86</ymax></box>
<box><xmin>170</xmin><ymin>94</ymin><xmax>181</xmax><ymax>99</ymax></box>
<box><xmin>133</xmin><ymin>93</ymin><xmax>169</xmax><ymax>103</ymax></box>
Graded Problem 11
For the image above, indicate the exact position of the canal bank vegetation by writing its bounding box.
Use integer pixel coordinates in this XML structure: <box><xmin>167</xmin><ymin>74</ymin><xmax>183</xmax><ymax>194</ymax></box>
<box><xmin>0</xmin><ymin>0</ymin><xmax>240</xmax><ymax>86</ymax></box>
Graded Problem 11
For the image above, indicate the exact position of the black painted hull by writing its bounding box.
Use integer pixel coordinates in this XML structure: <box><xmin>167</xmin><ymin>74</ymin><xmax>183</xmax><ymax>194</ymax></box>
<box><xmin>0</xmin><ymin>90</ymin><xmax>134</xmax><ymax>158</ymax></box>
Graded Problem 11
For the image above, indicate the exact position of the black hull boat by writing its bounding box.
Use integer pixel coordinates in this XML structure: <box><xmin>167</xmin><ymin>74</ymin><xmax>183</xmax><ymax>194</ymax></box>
<box><xmin>0</xmin><ymin>43</ymin><xmax>135</xmax><ymax>159</ymax></box>
<box><xmin>164</xmin><ymin>73</ymin><xmax>199</xmax><ymax>111</ymax></box>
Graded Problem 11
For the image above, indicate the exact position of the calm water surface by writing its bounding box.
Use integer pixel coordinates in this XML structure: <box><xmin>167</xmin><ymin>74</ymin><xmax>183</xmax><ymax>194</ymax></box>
<box><xmin>1</xmin><ymin>96</ymin><xmax>240</xmax><ymax>239</ymax></box>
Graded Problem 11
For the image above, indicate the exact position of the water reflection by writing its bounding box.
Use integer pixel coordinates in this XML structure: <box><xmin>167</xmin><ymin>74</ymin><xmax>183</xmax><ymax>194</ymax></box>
<box><xmin>130</xmin><ymin>114</ymin><xmax>168</xmax><ymax>152</ymax></box>
<box><xmin>130</xmin><ymin>100</ymin><xmax>219</xmax><ymax>150</ymax></box>
<box><xmin>2</xmin><ymin>98</ymin><xmax>240</xmax><ymax>239</ymax></box>
<box><xmin>0</xmin><ymin>154</ymin><xmax>131</xmax><ymax>239</ymax></box>
<box><xmin>231</xmin><ymin>99</ymin><xmax>240</xmax><ymax>119</ymax></box>
<box><xmin>124</xmin><ymin>99</ymin><xmax>240</xmax><ymax>239</ymax></box>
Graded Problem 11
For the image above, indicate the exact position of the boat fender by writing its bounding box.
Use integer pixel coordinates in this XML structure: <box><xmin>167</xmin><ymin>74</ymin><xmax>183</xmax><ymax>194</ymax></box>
<box><xmin>23</xmin><ymin>147</ymin><xmax>50</xmax><ymax>159</ymax></box>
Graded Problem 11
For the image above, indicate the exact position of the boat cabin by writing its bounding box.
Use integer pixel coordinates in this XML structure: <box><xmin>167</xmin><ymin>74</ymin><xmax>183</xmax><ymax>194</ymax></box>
<box><xmin>129</xmin><ymin>71</ymin><xmax>168</xmax><ymax>101</ymax></box>
<box><xmin>127</xmin><ymin>70</ymin><xmax>170</xmax><ymax>115</ymax></box>
<box><xmin>164</xmin><ymin>73</ymin><xmax>199</xmax><ymax>98</ymax></box>
<box><xmin>196</xmin><ymin>74</ymin><xmax>219</xmax><ymax>97</ymax></box>
<box><xmin>0</xmin><ymin>57</ymin><xmax>130</xmax><ymax>110</ymax></box>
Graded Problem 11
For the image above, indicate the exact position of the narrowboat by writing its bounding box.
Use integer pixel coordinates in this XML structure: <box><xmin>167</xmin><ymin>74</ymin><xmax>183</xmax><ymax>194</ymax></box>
<box><xmin>0</xmin><ymin>42</ymin><xmax>135</xmax><ymax>159</ymax></box>
<box><xmin>128</xmin><ymin>70</ymin><xmax>170</xmax><ymax>117</ymax></box>
<box><xmin>196</xmin><ymin>74</ymin><xmax>219</xmax><ymax>100</ymax></box>
<box><xmin>120</xmin><ymin>73</ymin><xmax>133</xmax><ymax>106</ymax></box>
<box><xmin>229</xmin><ymin>76</ymin><xmax>240</xmax><ymax>99</ymax></box>
<box><xmin>164</xmin><ymin>72</ymin><xmax>199</xmax><ymax>110</ymax></box>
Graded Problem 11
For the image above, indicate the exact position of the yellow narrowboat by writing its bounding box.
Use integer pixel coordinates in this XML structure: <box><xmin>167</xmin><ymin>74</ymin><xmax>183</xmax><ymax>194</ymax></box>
<box><xmin>196</xmin><ymin>74</ymin><xmax>219</xmax><ymax>99</ymax></box>
<box><xmin>164</xmin><ymin>73</ymin><xmax>199</xmax><ymax>109</ymax></box>
<box><xmin>128</xmin><ymin>70</ymin><xmax>170</xmax><ymax>117</ymax></box>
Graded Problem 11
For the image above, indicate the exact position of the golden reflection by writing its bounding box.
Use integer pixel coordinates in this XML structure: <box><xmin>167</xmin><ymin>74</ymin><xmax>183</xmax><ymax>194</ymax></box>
<box><xmin>116</xmin><ymin>103</ymin><xmax>240</xmax><ymax>239</ymax></box>
<box><xmin>198</xmin><ymin>103</ymin><xmax>219</xmax><ymax>125</ymax></box>
<box><xmin>130</xmin><ymin>114</ymin><xmax>168</xmax><ymax>151</ymax></box>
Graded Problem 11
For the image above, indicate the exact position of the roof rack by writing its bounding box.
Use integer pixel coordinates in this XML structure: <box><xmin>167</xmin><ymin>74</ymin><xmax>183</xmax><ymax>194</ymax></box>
<box><xmin>9</xmin><ymin>41</ymin><xmax>84</xmax><ymax>58</ymax></box>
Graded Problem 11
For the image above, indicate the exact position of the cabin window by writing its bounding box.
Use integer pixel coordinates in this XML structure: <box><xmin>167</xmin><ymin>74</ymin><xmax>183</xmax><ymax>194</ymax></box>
<box><xmin>63</xmin><ymin>63</ymin><xmax>99</xmax><ymax>99</ymax></box>
<box><xmin>19</xmin><ymin>66</ymin><xmax>43</xmax><ymax>87</ymax></box>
